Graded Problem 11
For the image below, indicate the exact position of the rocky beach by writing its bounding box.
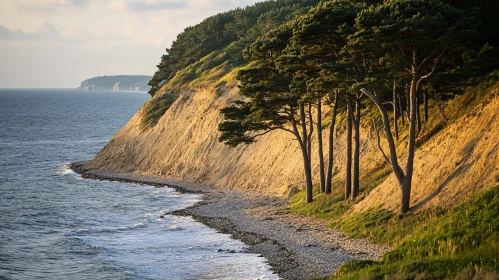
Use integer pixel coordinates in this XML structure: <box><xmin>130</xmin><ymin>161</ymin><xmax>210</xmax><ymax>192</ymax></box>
<box><xmin>70</xmin><ymin>161</ymin><xmax>390</xmax><ymax>280</ymax></box>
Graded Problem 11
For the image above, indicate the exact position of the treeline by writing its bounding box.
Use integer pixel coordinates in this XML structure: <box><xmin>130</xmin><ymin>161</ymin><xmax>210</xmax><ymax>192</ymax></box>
<box><xmin>218</xmin><ymin>0</ymin><xmax>498</xmax><ymax>213</ymax></box>
<box><xmin>149</xmin><ymin>0</ymin><xmax>498</xmax><ymax>95</ymax></box>
<box><xmin>148</xmin><ymin>0</ymin><xmax>323</xmax><ymax>95</ymax></box>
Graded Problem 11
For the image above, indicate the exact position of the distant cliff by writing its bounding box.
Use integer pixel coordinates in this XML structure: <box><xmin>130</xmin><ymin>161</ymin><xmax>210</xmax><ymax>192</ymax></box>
<box><xmin>79</xmin><ymin>75</ymin><xmax>152</xmax><ymax>92</ymax></box>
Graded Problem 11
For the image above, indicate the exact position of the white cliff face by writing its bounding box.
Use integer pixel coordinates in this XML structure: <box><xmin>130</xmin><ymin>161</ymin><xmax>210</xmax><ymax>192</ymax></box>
<box><xmin>89</xmin><ymin>85</ymin><xmax>499</xmax><ymax>212</ymax></box>
<box><xmin>78</xmin><ymin>76</ymin><xmax>152</xmax><ymax>91</ymax></box>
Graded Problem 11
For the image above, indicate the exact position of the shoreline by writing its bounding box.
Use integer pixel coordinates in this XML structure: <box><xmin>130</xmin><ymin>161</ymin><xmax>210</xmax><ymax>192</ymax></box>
<box><xmin>70</xmin><ymin>161</ymin><xmax>390</xmax><ymax>280</ymax></box>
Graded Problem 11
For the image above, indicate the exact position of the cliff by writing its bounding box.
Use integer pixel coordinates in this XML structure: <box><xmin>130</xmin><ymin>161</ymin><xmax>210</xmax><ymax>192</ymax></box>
<box><xmin>81</xmin><ymin>1</ymin><xmax>499</xmax><ymax>278</ymax></box>
<box><xmin>84</xmin><ymin>0</ymin><xmax>499</xmax><ymax>214</ymax></box>
<box><xmin>79</xmin><ymin>75</ymin><xmax>152</xmax><ymax>92</ymax></box>
<box><xmin>88</xmin><ymin>82</ymin><xmax>499</xmax><ymax>212</ymax></box>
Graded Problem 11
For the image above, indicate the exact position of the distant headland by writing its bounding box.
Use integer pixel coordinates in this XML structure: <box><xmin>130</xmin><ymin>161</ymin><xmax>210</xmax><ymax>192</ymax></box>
<box><xmin>79</xmin><ymin>75</ymin><xmax>152</xmax><ymax>92</ymax></box>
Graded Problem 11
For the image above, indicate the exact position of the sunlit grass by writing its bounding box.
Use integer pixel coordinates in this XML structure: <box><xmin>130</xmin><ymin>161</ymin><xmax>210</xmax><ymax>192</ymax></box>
<box><xmin>316</xmin><ymin>185</ymin><xmax>499</xmax><ymax>280</ymax></box>
<box><xmin>287</xmin><ymin>162</ymin><xmax>392</xmax><ymax>223</ymax></box>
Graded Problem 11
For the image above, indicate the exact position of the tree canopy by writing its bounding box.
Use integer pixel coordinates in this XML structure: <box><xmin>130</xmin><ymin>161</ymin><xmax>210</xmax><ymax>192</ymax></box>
<box><xmin>217</xmin><ymin>0</ymin><xmax>483</xmax><ymax>212</ymax></box>
<box><xmin>148</xmin><ymin>0</ymin><xmax>321</xmax><ymax>96</ymax></box>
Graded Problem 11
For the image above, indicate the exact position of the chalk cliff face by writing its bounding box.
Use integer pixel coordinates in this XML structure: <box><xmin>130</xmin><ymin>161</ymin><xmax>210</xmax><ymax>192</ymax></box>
<box><xmin>79</xmin><ymin>75</ymin><xmax>152</xmax><ymax>92</ymax></box>
<box><xmin>89</xmin><ymin>84</ymin><xmax>499</xmax><ymax>212</ymax></box>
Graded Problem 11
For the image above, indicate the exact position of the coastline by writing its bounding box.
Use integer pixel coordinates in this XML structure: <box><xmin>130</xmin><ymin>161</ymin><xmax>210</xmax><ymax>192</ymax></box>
<box><xmin>70</xmin><ymin>161</ymin><xmax>390</xmax><ymax>280</ymax></box>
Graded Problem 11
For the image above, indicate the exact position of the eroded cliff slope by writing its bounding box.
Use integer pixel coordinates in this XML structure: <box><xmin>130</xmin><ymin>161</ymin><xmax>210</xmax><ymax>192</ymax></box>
<box><xmin>89</xmin><ymin>83</ymin><xmax>499</xmax><ymax>212</ymax></box>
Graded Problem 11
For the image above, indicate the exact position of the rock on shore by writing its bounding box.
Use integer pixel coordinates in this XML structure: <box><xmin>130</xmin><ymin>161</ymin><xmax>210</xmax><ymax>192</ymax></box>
<box><xmin>70</xmin><ymin>161</ymin><xmax>390</xmax><ymax>280</ymax></box>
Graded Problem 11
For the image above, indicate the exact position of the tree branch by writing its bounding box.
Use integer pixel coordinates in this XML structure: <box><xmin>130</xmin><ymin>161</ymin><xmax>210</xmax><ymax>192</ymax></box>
<box><xmin>360</xmin><ymin>88</ymin><xmax>406</xmax><ymax>182</ymax></box>
<box><xmin>251</xmin><ymin>128</ymin><xmax>279</xmax><ymax>138</ymax></box>
<box><xmin>417</xmin><ymin>51</ymin><xmax>436</xmax><ymax>70</ymax></box>
<box><xmin>416</xmin><ymin>48</ymin><xmax>446</xmax><ymax>92</ymax></box>
<box><xmin>291</xmin><ymin>107</ymin><xmax>304</xmax><ymax>149</ymax></box>
<box><xmin>370</xmin><ymin>116</ymin><xmax>391</xmax><ymax>165</ymax></box>
<box><xmin>278</xmin><ymin>127</ymin><xmax>296</xmax><ymax>135</ymax></box>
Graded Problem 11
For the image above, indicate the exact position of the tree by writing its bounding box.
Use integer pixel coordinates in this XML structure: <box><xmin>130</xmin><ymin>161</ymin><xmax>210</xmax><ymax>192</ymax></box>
<box><xmin>218</xmin><ymin>24</ymin><xmax>317</xmax><ymax>203</ymax></box>
<box><xmin>292</xmin><ymin>0</ymin><xmax>361</xmax><ymax>196</ymax></box>
<box><xmin>352</xmin><ymin>0</ymin><xmax>477</xmax><ymax>212</ymax></box>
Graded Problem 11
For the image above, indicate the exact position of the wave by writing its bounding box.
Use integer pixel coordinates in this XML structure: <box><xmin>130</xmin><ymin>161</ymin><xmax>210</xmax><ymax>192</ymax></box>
<box><xmin>60</xmin><ymin>228</ymin><xmax>89</xmax><ymax>236</ymax></box>
<box><xmin>165</xmin><ymin>224</ymin><xmax>185</xmax><ymax>231</ymax></box>
<box><xmin>60</xmin><ymin>219</ymin><xmax>189</xmax><ymax>237</ymax></box>
<box><xmin>61</xmin><ymin>222</ymin><xmax>148</xmax><ymax>237</ymax></box>
<box><xmin>117</xmin><ymin>222</ymin><xmax>145</xmax><ymax>230</ymax></box>
<box><xmin>58</xmin><ymin>165</ymin><xmax>74</xmax><ymax>176</ymax></box>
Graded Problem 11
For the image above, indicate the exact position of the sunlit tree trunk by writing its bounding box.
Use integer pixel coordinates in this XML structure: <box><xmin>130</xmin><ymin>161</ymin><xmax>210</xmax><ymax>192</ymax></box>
<box><xmin>292</xmin><ymin>104</ymin><xmax>314</xmax><ymax>204</ymax></box>
<box><xmin>345</xmin><ymin>93</ymin><xmax>353</xmax><ymax>200</ymax></box>
<box><xmin>325</xmin><ymin>91</ymin><xmax>339</xmax><ymax>194</ymax></box>
<box><xmin>317</xmin><ymin>99</ymin><xmax>325</xmax><ymax>193</ymax></box>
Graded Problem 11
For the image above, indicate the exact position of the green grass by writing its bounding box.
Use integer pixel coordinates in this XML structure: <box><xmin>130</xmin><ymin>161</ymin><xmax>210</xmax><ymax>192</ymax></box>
<box><xmin>329</xmin><ymin>185</ymin><xmax>499</xmax><ymax>280</ymax></box>
<box><xmin>166</xmin><ymin>40</ymin><xmax>249</xmax><ymax>88</ymax></box>
<box><xmin>286</xmin><ymin>160</ymin><xmax>498</xmax><ymax>279</ymax></box>
<box><xmin>141</xmin><ymin>93</ymin><xmax>176</xmax><ymax>130</ymax></box>
<box><xmin>289</xmin><ymin>188</ymin><xmax>352</xmax><ymax>220</ymax></box>
<box><xmin>334</xmin><ymin>207</ymin><xmax>448</xmax><ymax>246</ymax></box>
<box><xmin>215</xmin><ymin>80</ymin><xmax>227</xmax><ymax>97</ymax></box>
<box><xmin>287</xmin><ymin>163</ymin><xmax>392</xmax><ymax>223</ymax></box>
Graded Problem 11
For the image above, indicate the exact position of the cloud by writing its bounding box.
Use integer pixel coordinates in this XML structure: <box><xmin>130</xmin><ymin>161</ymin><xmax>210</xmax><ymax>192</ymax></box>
<box><xmin>188</xmin><ymin>0</ymin><xmax>256</xmax><ymax>10</ymax></box>
<box><xmin>67</xmin><ymin>0</ymin><xmax>89</xmax><ymax>6</ymax></box>
<box><xmin>0</xmin><ymin>22</ymin><xmax>60</xmax><ymax>41</ymax></box>
<box><xmin>108</xmin><ymin>0</ymin><xmax>126</xmax><ymax>12</ymax></box>
<box><xmin>19</xmin><ymin>0</ymin><xmax>90</xmax><ymax>12</ymax></box>
<box><xmin>0</xmin><ymin>22</ymin><xmax>129</xmax><ymax>46</ymax></box>
<box><xmin>126</xmin><ymin>0</ymin><xmax>187</xmax><ymax>11</ymax></box>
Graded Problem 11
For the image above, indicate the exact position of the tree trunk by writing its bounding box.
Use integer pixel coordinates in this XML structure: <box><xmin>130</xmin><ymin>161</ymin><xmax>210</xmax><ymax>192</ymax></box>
<box><xmin>402</xmin><ymin>73</ymin><xmax>418</xmax><ymax>213</ymax></box>
<box><xmin>405</xmin><ymin>84</ymin><xmax>411</xmax><ymax>123</ymax></box>
<box><xmin>398</xmin><ymin>90</ymin><xmax>405</xmax><ymax>125</ymax></box>
<box><xmin>326</xmin><ymin>92</ymin><xmax>338</xmax><ymax>195</ymax></box>
<box><xmin>307</xmin><ymin>103</ymin><xmax>314</xmax><ymax>165</ymax></box>
<box><xmin>438</xmin><ymin>102</ymin><xmax>449</xmax><ymax>123</ymax></box>
<box><xmin>345</xmin><ymin>93</ymin><xmax>352</xmax><ymax>200</ymax></box>
<box><xmin>417</xmin><ymin>93</ymin><xmax>422</xmax><ymax>135</ymax></box>
<box><xmin>299</xmin><ymin>104</ymin><xmax>314</xmax><ymax>204</ymax></box>
<box><xmin>393</xmin><ymin>79</ymin><xmax>399</xmax><ymax>140</ymax></box>
<box><xmin>360</xmin><ymin>88</ymin><xmax>407</xmax><ymax>213</ymax></box>
<box><xmin>423</xmin><ymin>89</ymin><xmax>429</xmax><ymax>123</ymax></box>
<box><xmin>401</xmin><ymin>178</ymin><xmax>412</xmax><ymax>213</ymax></box>
<box><xmin>352</xmin><ymin>96</ymin><xmax>361</xmax><ymax>200</ymax></box>
<box><xmin>317</xmin><ymin>99</ymin><xmax>325</xmax><ymax>193</ymax></box>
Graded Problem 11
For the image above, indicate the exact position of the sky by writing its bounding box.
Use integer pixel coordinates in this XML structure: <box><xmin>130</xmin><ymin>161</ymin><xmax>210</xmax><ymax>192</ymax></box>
<box><xmin>0</xmin><ymin>0</ymin><xmax>259</xmax><ymax>88</ymax></box>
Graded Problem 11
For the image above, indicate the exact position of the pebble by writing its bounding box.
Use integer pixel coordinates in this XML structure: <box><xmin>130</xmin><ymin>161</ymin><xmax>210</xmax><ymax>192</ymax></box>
<box><xmin>70</xmin><ymin>161</ymin><xmax>392</xmax><ymax>280</ymax></box>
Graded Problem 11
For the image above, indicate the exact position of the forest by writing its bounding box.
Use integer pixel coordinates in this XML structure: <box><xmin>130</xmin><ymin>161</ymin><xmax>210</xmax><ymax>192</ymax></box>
<box><xmin>146</xmin><ymin>0</ymin><xmax>499</xmax><ymax>278</ymax></box>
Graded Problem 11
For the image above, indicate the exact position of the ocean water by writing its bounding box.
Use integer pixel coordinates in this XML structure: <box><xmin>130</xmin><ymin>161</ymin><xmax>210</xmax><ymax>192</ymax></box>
<box><xmin>0</xmin><ymin>89</ymin><xmax>277</xmax><ymax>280</ymax></box>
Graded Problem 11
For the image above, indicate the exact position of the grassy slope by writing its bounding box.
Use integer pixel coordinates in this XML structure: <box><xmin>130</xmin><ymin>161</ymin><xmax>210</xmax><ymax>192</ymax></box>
<box><xmin>287</xmin><ymin>79</ymin><xmax>499</xmax><ymax>279</ymax></box>
<box><xmin>141</xmin><ymin>41</ymin><xmax>248</xmax><ymax>130</ymax></box>
<box><xmin>289</xmin><ymin>185</ymin><xmax>499</xmax><ymax>279</ymax></box>
<box><xmin>331</xmin><ymin>184</ymin><xmax>499</xmax><ymax>280</ymax></box>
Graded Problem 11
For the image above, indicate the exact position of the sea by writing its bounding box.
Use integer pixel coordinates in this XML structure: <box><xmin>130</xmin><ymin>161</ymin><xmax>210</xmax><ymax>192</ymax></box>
<box><xmin>0</xmin><ymin>89</ymin><xmax>277</xmax><ymax>280</ymax></box>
